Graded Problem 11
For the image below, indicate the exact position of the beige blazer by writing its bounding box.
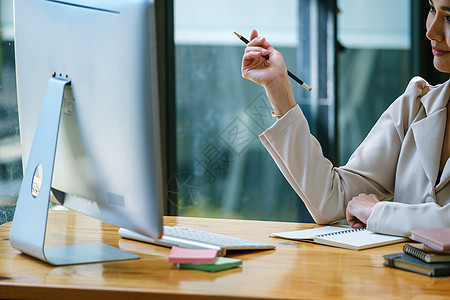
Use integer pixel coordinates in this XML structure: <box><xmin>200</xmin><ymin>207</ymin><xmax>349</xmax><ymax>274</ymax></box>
<box><xmin>260</xmin><ymin>77</ymin><xmax>450</xmax><ymax>236</ymax></box>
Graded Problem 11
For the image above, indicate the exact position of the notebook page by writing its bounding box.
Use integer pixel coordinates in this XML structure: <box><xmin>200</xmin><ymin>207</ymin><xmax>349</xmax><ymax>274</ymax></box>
<box><xmin>314</xmin><ymin>229</ymin><xmax>407</xmax><ymax>250</ymax></box>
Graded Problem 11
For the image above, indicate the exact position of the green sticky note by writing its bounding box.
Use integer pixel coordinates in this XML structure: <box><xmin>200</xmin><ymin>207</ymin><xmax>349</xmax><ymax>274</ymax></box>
<box><xmin>179</xmin><ymin>257</ymin><xmax>242</xmax><ymax>272</ymax></box>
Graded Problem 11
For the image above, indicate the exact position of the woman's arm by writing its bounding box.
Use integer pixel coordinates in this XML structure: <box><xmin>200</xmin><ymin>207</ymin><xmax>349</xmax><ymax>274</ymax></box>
<box><xmin>346</xmin><ymin>193</ymin><xmax>450</xmax><ymax>237</ymax></box>
<box><xmin>258</xmin><ymin>76</ymin><xmax>427</xmax><ymax>225</ymax></box>
<box><xmin>367</xmin><ymin>201</ymin><xmax>450</xmax><ymax>236</ymax></box>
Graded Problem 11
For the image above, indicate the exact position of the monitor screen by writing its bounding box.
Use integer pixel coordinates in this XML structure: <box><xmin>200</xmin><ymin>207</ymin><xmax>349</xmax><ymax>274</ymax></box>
<box><xmin>12</xmin><ymin>0</ymin><xmax>163</xmax><ymax>256</ymax></box>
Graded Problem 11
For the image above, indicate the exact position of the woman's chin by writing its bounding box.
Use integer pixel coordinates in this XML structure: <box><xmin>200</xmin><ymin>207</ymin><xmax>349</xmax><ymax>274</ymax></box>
<box><xmin>433</xmin><ymin>58</ymin><xmax>450</xmax><ymax>73</ymax></box>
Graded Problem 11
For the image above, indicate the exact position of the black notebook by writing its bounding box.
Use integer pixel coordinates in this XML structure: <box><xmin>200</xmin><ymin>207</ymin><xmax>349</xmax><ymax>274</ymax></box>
<box><xmin>384</xmin><ymin>253</ymin><xmax>450</xmax><ymax>277</ymax></box>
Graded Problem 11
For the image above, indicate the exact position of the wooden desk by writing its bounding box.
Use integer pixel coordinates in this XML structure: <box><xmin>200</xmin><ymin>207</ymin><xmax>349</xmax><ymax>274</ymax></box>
<box><xmin>0</xmin><ymin>210</ymin><xmax>448</xmax><ymax>299</ymax></box>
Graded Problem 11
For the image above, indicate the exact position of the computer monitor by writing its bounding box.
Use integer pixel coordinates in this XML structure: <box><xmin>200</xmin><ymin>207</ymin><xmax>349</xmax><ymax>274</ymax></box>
<box><xmin>10</xmin><ymin>0</ymin><xmax>164</xmax><ymax>265</ymax></box>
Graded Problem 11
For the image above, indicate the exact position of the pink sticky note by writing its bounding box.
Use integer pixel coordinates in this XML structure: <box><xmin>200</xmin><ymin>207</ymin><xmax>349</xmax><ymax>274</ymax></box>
<box><xmin>168</xmin><ymin>246</ymin><xmax>218</xmax><ymax>264</ymax></box>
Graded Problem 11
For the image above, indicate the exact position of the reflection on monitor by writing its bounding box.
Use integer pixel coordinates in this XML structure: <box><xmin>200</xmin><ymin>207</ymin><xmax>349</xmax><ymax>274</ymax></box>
<box><xmin>10</xmin><ymin>0</ymin><xmax>164</xmax><ymax>265</ymax></box>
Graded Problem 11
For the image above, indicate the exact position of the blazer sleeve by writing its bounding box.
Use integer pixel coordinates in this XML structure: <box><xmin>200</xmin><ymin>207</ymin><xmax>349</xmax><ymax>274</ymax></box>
<box><xmin>259</xmin><ymin>77</ymin><xmax>427</xmax><ymax>226</ymax></box>
<box><xmin>367</xmin><ymin>201</ymin><xmax>450</xmax><ymax>236</ymax></box>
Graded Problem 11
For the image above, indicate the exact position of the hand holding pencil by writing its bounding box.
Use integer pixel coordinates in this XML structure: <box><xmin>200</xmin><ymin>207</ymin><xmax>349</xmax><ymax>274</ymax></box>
<box><xmin>236</xmin><ymin>30</ymin><xmax>311</xmax><ymax>92</ymax></box>
<box><xmin>238</xmin><ymin>29</ymin><xmax>305</xmax><ymax>118</ymax></box>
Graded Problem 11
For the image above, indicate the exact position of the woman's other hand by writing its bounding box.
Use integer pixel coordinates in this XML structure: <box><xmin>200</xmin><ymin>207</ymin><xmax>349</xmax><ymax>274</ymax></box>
<box><xmin>346</xmin><ymin>193</ymin><xmax>379</xmax><ymax>228</ymax></box>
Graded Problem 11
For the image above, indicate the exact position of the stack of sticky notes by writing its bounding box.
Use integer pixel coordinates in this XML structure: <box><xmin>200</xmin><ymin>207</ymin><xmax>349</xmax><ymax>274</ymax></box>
<box><xmin>169</xmin><ymin>246</ymin><xmax>242</xmax><ymax>272</ymax></box>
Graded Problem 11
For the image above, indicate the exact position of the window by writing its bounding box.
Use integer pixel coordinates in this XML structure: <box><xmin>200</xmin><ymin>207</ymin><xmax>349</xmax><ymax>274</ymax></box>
<box><xmin>172</xmin><ymin>0</ymin><xmax>336</xmax><ymax>221</ymax></box>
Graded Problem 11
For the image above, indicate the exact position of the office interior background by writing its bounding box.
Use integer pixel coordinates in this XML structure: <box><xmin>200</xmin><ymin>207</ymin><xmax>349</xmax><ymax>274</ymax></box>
<box><xmin>0</xmin><ymin>0</ymin><xmax>447</xmax><ymax>225</ymax></box>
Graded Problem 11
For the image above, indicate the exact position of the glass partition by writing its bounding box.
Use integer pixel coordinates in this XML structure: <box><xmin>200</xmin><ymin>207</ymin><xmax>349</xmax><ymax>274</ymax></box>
<box><xmin>172</xmin><ymin>0</ymin><xmax>336</xmax><ymax>221</ymax></box>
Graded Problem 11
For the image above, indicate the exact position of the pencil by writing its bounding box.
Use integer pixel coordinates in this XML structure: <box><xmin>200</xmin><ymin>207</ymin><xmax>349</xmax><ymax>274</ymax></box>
<box><xmin>234</xmin><ymin>32</ymin><xmax>311</xmax><ymax>92</ymax></box>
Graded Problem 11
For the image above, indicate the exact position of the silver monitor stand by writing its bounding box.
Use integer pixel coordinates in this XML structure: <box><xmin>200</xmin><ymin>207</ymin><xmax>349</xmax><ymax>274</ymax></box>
<box><xmin>9</xmin><ymin>74</ymin><xmax>139</xmax><ymax>265</ymax></box>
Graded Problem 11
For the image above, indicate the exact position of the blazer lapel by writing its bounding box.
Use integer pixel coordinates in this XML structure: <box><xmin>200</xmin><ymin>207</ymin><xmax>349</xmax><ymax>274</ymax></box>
<box><xmin>411</xmin><ymin>109</ymin><xmax>446</xmax><ymax>185</ymax></box>
<box><xmin>412</xmin><ymin>79</ymin><xmax>450</xmax><ymax>186</ymax></box>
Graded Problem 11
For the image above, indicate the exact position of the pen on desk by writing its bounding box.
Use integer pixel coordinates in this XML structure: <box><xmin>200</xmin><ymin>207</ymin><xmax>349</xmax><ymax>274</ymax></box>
<box><xmin>234</xmin><ymin>32</ymin><xmax>311</xmax><ymax>92</ymax></box>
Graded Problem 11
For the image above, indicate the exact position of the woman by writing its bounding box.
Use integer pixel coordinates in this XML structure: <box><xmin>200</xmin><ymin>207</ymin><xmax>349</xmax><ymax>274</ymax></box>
<box><xmin>241</xmin><ymin>0</ymin><xmax>450</xmax><ymax>236</ymax></box>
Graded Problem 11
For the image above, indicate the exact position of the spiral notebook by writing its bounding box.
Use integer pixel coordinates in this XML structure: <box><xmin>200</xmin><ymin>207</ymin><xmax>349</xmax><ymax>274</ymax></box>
<box><xmin>271</xmin><ymin>226</ymin><xmax>408</xmax><ymax>250</ymax></box>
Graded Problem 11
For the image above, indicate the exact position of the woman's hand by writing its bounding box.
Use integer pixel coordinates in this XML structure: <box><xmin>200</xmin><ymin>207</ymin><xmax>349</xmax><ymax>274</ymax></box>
<box><xmin>242</xmin><ymin>30</ymin><xmax>287</xmax><ymax>87</ymax></box>
<box><xmin>241</xmin><ymin>29</ymin><xmax>296</xmax><ymax>116</ymax></box>
<box><xmin>346</xmin><ymin>193</ymin><xmax>380</xmax><ymax>229</ymax></box>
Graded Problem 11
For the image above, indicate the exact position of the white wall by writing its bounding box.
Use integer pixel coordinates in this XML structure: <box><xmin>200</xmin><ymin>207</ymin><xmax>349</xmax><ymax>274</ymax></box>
<box><xmin>338</xmin><ymin>0</ymin><xmax>411</xmax><ymax>49</ymax></box>
<box><xmin>175</xmin><ymin>0</ymin><xmax>298</xmax><ymax>46</ymax></box>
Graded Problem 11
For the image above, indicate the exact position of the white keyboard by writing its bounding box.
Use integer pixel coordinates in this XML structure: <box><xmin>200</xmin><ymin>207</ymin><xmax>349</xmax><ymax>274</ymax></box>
<box><xmin>119</xmin><ymin>226</ymin><xmax>275</xmax><ymax>256</ymax></box>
